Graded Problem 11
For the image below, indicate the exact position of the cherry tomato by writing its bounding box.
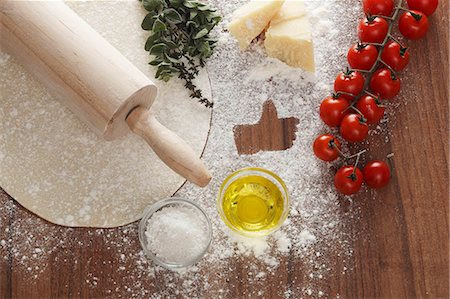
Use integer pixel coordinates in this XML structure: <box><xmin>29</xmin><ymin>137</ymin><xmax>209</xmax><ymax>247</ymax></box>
<box><xmin>347</xmin><ymin>43</ymin><xmax>378</xmax><ymax>71</ymax></box>
<box><xmin>334</xmin><ymin>165</ymin><xmax>364</xmax><ymax>195</ymax></box>
<box><xmin>320</xmin><ymin>94</ymin><xmax>349</xmax><ymax>127</ymax></box>
<box><xmin>407</xmin><ymin>0</ymin><xmax>439</xmax><ymax>16</ymax></box>
<box><xmin>334</xmin><ymin>69</ymin><xmax>365</xmax><ymax>101</ymax></box>
<box><xmin>381</xmin><ymin>41</ymin><xmax>410</xmax><ymax>71</ymax></box>
<box><xmin>355</xmin><ymin>95</ymin><xmax>385</xmax><ymax>124</ymax></box>
<box><xmin>399</xmin><ymin>10</ymin><xmax>429</xmax><ymax>40</ymax></box>
<box><xmin>313</xmin><ymin>134</ymin><xmax>341</xmax><ymax>162</ymax></box>
<box><xmin>370</xmin><ymin>68</ymin><xmax>401</xmax><ymax>99</ymax></box>
<box><xmin>363</xmin><ymin>0</ymin><xmax>394</xmax><ymax>16</ymax></box>
<box><xmin>340</xmin><ymin>114</ymin><xmax>369</xmax><ymax>143</ymax></box>
<box><xmin>363</xmin><ymin>160</ymin><xmax>391</xmax><ymax>188</ymax></box>
<box><xmin>358</xmin><ymin>16</ymin><xmax>389</xmax><ymax>44</ymax></box>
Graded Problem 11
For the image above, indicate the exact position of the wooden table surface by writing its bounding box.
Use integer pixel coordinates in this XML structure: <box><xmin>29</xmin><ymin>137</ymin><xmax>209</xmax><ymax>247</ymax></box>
<box><xmin>1</xmin><ymin>1</ymin><xmax>448</xmax><ymax>298</ymax></box>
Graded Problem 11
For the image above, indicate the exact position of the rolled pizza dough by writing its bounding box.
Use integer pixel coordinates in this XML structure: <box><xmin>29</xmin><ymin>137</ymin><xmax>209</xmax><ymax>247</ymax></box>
<box><xmin>0</xmin><ymin>1</ymin><xmax>212</xmax><ymax>227</ymax></box>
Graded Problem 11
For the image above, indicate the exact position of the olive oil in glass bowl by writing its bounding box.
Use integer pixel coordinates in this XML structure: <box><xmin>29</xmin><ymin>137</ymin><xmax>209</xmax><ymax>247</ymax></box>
<box><xmin>217</xmin><ymin>168</ymin><xmax>289</xmax><ymax>237</ymax></box>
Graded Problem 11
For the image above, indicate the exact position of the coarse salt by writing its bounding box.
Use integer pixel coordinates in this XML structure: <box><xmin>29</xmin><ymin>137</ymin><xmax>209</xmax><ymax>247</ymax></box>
<box><xmin>144</xmin><ymin>205</ymin><xmax>209</xmax><ymax>265</ymax></box>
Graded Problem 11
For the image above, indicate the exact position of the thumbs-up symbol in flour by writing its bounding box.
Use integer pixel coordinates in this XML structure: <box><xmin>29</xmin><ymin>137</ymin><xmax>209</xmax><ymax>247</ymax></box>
<box><xmin>233</xmin><ymin>100</ymin><xmax>300</xmax><ymax>155</ymax></box>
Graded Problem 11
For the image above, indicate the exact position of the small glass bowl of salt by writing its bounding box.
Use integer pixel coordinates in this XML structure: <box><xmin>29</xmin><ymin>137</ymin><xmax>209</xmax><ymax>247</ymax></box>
<box><xmin>138</xmin><ymin>197</ymin><xmax>212</xmax><ymax>270</ymax></box>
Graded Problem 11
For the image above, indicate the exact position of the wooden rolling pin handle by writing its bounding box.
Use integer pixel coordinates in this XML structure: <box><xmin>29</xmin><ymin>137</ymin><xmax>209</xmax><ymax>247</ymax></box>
<box><xmin>126</xmin><ymin>107</ymin><xmax>212</xmax><ymax>187</ymax></box>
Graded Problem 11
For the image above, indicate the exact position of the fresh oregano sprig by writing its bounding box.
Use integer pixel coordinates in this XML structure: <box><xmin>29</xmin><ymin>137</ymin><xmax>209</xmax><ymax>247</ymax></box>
<box><xmin>140</xmin><ymin>0</ymin><xmax>221</xmax><ymax>108</ymax></box>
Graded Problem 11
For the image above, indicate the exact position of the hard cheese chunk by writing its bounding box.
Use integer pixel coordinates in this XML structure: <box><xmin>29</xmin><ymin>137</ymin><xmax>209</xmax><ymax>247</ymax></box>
<box><xmin>270</xmin><ymin>0</ymin><xmax>307</xmax><ymax>25</ymax></box>
<box><xmin>265</xmin><ymin>1</ymin><xmax>315</xmax><ymax>71</ymax></box>
<box><xmin>227</xmin><ymin>0</ymin><xmax>285</xmax><ymax>50</ymax></box>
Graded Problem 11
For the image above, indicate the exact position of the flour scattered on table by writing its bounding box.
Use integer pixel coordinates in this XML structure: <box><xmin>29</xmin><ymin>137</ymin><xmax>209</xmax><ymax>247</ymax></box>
<box><xmin>0</xmin><ymin>0</ymin><xmax>376</xmax><ymax>298</ymax></box>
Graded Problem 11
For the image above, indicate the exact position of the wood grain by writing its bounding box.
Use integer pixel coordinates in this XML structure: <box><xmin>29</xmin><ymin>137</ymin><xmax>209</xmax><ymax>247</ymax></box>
<box><xmin>233</xmin><ymin>100</ymin><xmax>300</xmax><ymax>155</ymax></box>
<box><xmin>0</xmin><ymin>1</ymin><xmax>448</xmax><ymax>298</ymax></box>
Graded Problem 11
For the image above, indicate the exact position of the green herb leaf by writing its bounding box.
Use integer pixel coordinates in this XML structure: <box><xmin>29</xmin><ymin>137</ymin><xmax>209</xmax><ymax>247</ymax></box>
<box><xmin>169</xmin><ymin>0</ymin><xmax>183</xmax><ymax>7</ymax></box>
<box><xmin>205</xmin><ymin>12</ymin><xmax>221</xmax><ymax>22</ymax></box>
<box><xmin>149</xmin><ymin>43</ymin><xmax>167</xmax><ymax>55</ymax></box>
<box><xmin>197</xmin><ymin>4</ymin><xmax>212</xmax><ymax>12</ymax></box>
<box><xmin>142</xmin><ymin>0</ymin><xmax>164</xmax><ymax>11</ymax></box>
<box><xmin>189</xmin><ymin>10</ymin><xmax>198</xmax><ymax>20</ymax></box>
<box><xmin>197</xmin><ymin>40</ymin><xmax>211</xmax><ymax>56</ymax></box>
<box><xmin>165</xmin><ymin>53</ymin><xmax>182</xmax><ymax>64</ymax></box>
<box><xmin>183</xmin><ymin>1</ymin><xmax>197</xmax><ymax>8</ymax></box>
<box><xmin>155</xmin><ymin>67</ymin><xmax>169</xmax><ymax>79</ymax></box>
<box><xmin>193</xmin><ymin>28</ymin><xmax>208</xmax><ymax>39</ymax></box>
<box><xmin>163</xmin><ymin>8</ymin><xmax>183</xmax><ymax>24</ymax></box>
<box><xmin>152</xmin><ymin>18</ymin><xmax>167</xmax><ymax>33</ymax></box>
<box><xmin>186</xmin><ymin>20</ymin><xmax>199</xmax><ymax>28</ymax></box>
<box><xmin>149</xmin><ymin>59</ymin><xmax>163</xmax><ymax>66</ymax></box>
<box><xmin>141</xmin><ymin>12</ymin><xmax>157</xmax><ymax>30</ymax></box>
<box><xmin>162</xmin><ymin>39</ymin><xmax>178</xmax><ymax>49</ymax></box>
<box><xmin>145</xmin><ymin>33</ymin><xmax>162</xmax><ymax>51</ymax></box>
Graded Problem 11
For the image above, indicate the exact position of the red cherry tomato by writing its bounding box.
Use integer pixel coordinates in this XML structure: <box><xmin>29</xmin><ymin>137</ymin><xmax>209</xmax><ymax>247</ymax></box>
<box><xmin>381</xmin><ymin>41</ymin><xmax>410</xmax><ymax>72</ymax></box>
<box><xmin>334</xmin><ymin>166</ymin><xmax>364</xmax><ymax>195</ymax></box>
<box><xmin>363</xmin><ymin>0</ymin><xmax>394</xmax><ymax>16</ymax></box>
<box><xmin>334</xmin><ymin>69</ymin><xmax>365</xmax><ymax>101</ymax></box>
<box><xmin>355</xmin><ymin>95</ymin><xmax>385</xmax><ymax>124</ymax></box>
<box><xmin>320</xmin><ymin>94</ymin><xmax>349</xmax><ymax>127</ymax></box>
<box><xmin>399</xmin><ymin>10</ymin><xmax>429</xmax><ymax>40</ymax></box>
<box><xmin>370</xmin><ymin>68</ymin><xmax>401</xmax><ymax>99</ymax></box>
<box><xmin>358</xmin><ymin>16</ymin><xmax>389</xmax><ymax>44</ymax></box>
<box><xmin>407</xmin><ymin>0</ymin><xmax>439</xmax><ymax>16</ymax></box>
<box><xmin>340</xmin><ymin>114</ymin><xmax>369</xmax><ymax>143</ymax></box>
<box><xmin>363</xmin><ymin>160</ymin><xmax>391</xmax><ymax>188</ymax></box>
<box><xmin>313</xmin><ymin>134</ymin><xmax>341</xmax><ymax>162</ymax></box>
<box><xmin>347</xmin><ymin>43</ymin><xmax>378</xmax><ymax>71</ymax></box>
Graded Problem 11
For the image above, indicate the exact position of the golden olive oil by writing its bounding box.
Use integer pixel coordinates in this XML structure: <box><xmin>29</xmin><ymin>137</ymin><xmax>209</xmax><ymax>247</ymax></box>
<box><xmin>221</xmin><ymin>175</ymin><xmax>285</xmax><ymax>233</ymax></box>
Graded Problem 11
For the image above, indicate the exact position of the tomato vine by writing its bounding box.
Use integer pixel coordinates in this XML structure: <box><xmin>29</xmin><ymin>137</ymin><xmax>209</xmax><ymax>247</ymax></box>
<box><xmin>313</xmin><ymin>0</ymin><xmax>438</xmax><ymax>195</ymax></box>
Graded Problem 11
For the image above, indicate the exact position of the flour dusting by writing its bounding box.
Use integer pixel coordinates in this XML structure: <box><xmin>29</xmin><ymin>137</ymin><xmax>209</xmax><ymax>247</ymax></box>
<box><xmin>0</xmin><ymin>0</ymin><xmax>373</xmax><ymax>298</ymax></box>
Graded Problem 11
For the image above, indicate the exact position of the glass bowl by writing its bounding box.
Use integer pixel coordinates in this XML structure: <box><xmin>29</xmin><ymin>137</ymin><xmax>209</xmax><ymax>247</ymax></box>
<box><xmin>138</xmin><ymin>197</ymin><xmax>212</xmax><ymax>270</ymax></box>
<box><xmin>217</xmin><ymin>167</ymin><xmax>289</xmax><ymax>237</ymax></box>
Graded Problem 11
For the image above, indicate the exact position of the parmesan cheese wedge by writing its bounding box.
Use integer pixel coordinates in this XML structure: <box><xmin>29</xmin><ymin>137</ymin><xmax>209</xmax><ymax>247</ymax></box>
<box><xmin>270</xmin><ymin>0</ymin><xmax>307</xmax><ymax>25</ymax></box>
<box><xmin>227</xmin><ymin>0</ymin><xmax>285</xmax><ymax>50</ymax></box>
<box><xmin>265</xmin><ymin>0</ymin><xmax>315</xmax><ymax>71</ymax></box>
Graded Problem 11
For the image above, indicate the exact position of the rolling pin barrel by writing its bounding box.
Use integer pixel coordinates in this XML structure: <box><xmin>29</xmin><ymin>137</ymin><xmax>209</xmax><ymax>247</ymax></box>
<box><xmin>0</xmin><ymin>1</ymin><xmax>155</xmax><ymax>139</ymax></box>
<box><xmin>0</xmin><ymin>1</ymin><xmax>211</xmax><ymax>187</ymax></box>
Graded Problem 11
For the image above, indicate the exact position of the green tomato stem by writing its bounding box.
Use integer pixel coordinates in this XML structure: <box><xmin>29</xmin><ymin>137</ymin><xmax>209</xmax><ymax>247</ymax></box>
<box><xmin>351</xmin><ymin>150</ymin><xmax>365</xmax><ymax>176</ymax></box>
<box><xmin>348</xmin><ymin>0</ymin><xmax>402</xmax><ymax>112</ymax></box>
<box><xmin>379</xmin><ymin>59</ymin><xmax>399</xmax><ymax>79</ymax></box>
<box><xmin>348</xmin><ymin>149</ymin><xmax>367</xmax><ymax>160</ymax></box>
<box><xmin>351</xmin><ymin>106</ymin><xmax>366</xmax><ymax>118</ymax></box>
<box><xmin>331</xmin><ymin>140</ymin><xmax>348</xmax><ymax>160</ymax></box>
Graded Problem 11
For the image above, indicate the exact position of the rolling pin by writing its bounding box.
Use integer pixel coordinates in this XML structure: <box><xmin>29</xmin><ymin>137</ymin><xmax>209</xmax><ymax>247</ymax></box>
<box><xmin>0</xmin><ymin>1</ymin><xmax>211</xmax><ymax>187</ymax></box>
